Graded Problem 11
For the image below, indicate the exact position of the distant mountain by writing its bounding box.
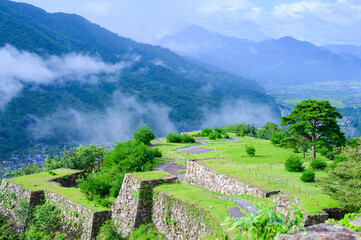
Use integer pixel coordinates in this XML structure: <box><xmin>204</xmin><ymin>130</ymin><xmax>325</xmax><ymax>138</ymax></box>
<box><xmin>323</xmin><ymin>44</ymin><xmax>361</xmax><ymax>59</ymax></box>
<box><xmin>160</xmin><ymin>25</ymin><xmax>361</xmax><ymax>85</ymax></box>
<box><xmin>0</xmin><ymin>1</ymin><xmax>280</xmax><ymax>159</ymax></box>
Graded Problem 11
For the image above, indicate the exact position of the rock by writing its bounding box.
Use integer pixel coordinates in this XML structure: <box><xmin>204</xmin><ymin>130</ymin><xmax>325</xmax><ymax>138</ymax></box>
<box><xmin>350</xmin><ymin>216</ymin><xmax>361</xmax><ymax>227</ymax></box>
<box><xmin>278</xmin><ymin>222</ymin><xmax>361</xmax><ymax>240</ymax></box>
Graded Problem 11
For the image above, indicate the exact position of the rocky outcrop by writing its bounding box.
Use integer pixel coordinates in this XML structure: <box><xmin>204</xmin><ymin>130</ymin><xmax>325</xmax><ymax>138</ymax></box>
<box><xmin>278</xmin><ymin>222</ymin><xmax>361</xmax><ymax>240</ymax></box>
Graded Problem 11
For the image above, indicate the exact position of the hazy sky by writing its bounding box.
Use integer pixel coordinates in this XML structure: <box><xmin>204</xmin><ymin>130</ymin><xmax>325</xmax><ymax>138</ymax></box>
<box><xmin>14</xmin><ymin>0</ymin><xmax>361</xmax><ymax>45</ymax></box>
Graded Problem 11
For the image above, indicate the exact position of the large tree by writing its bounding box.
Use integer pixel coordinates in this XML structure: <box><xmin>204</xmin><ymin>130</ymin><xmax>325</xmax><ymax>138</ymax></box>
<box><xmin>281</xmin><ymin>99</ymin><xmax>345</xmax><ymax>159</ymax></box>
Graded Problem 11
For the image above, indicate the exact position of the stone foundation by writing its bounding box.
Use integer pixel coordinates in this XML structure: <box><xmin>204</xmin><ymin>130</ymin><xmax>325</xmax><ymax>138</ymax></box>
<box><xmin>112</xmin><ymin>173</ymin><xmax>178</xmax><ymax>235</ymax></box>
<box><xmin>152</xmin><ymin>190</ymin><xmax>228</xmax><ymax>240</ymax></box>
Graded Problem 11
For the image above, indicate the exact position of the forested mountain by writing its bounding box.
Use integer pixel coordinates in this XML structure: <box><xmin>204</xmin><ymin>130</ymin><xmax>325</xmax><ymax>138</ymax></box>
<box><xmin>160</xmin><ymin>25</ymin><xmax>361</xmax><ymax>85</ymax></box>
<box><xmin>0</xmin><ymin>0</ymin><xmax>280</xmax><ymax>159</ymax></box>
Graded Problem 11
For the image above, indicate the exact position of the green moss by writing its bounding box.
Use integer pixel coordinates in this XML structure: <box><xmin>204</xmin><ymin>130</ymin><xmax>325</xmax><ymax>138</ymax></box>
<box><xmin>133</xmin><ymin>171</ymin><xmax>172</xmax><ymax>180</ymax></box>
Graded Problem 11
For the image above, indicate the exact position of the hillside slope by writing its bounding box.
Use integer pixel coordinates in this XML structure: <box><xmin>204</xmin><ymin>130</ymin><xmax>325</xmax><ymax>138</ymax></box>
<box><xmin>0</xmin><ymin>1</ymin><xmax>280</xmax><ymax>159</ymax></box>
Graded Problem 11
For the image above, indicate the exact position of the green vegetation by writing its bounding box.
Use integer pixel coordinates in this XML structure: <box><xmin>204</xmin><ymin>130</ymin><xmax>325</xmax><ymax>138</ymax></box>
<box><xmin>227</xmin><ymin>205</ymin><xmax>304</xmax><ymax>240</ymax></box>
<box><xmin>245</xmin><ymin>145</ymin><xmax>256</xmax><ymax>156</ymax></box>
<box><xmin>285</xmin><ymin>155</ymin><xmax>305</xmax><ymax>172</ymax></box>
<box><xmin>310</xmin><ymin>158</ymin><xmax>327</xmax><ymax>170</ymax></box>
<box><xmin>281</xmin><ymin>99</ymin><xmax>346</xmax><ymax>159</ymax></box>
<box><xmin>322</xmin><ymin>143</ymin><xmax>361</xmax><ymax>212</ymax></box>
<box><xmin>154</xmin><ymin>183</ymin><xmax>243</xmax><ymax>225</ymax></box>
<box><xmin>133</xmin><ymin>125</ymin><xmax>155</xmax><ymax>146</ymax></box>
<box><xmin>9</xmin><ymin>169</ymin><xmax>110</xmax><ymax>211</ymax></box>
<box><xmin>300</xmin><ymin>168</ymin><xmax>315</xmax><ymax>183</ymax></box>
<box><xmin>133</xmin><ymin>171</ymin><xmax>172</xmax><ymax>180</ymax></box>
<box><xmin>328</xmin><ymin>212</ymin><xmax>361</xmax><ymax>232</ymax></box>
<box><xmin>166</xmin><ymin>133</ymin><xmax>195</xmax><ymax>143</ymax></box>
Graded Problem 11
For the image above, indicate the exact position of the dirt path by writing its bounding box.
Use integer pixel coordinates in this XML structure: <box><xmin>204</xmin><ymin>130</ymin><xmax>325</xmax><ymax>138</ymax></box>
<box><xmin>152</xmin><ymin>157</ymin><xmax>186</xmax><ymax>180</ymax></box>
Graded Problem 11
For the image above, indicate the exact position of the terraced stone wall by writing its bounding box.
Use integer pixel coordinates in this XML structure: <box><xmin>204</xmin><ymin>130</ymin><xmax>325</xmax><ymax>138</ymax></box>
<box><xmin>112</xmin><ymin>173</ymin><xmax>178</xmax><ymax>235</ymax></box>
<box><xmin>185</xmin><ymin>160</ymin><xmax>333</xmax><ymax>227</ymax></box>
<box><xmin>152</xmin><ymin>190</ymin><xmax>228</xmax><ymax>240</ymax></box>
<box><xmin>45</xmin><ymin>191</ymin><xmax>111</xmax><ymax>239</ymax></box>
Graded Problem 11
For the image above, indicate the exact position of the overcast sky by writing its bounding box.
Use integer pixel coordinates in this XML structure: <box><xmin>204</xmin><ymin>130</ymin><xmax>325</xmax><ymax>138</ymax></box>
<box><xmin>14</xmin><ymin>0</ymin><xmax>361</xmax><ymax>45</ymax></box>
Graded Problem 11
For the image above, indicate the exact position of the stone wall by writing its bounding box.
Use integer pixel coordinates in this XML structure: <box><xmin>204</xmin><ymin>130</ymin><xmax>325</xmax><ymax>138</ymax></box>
<box><xmin>152</xmin><ymin>190</ymin><xmax>228</xmax><ymax>240</ymax></box>
<box><xmin>185</xmin><ymin>160</ymin><xmax>333</xmax><ymax>227</ymax></box>
<box><xmin>0</xmin><ymin>179</ymin><xmax>44</xmax><ymax>227</ymax></box>
<box><xmin>45</xmin><ymin>191</ymin><xmax>111</xmax><ymax>240</ymax></box>
<box><xmin>112</xmin><ymin>173</ymin><xmax>179</xmax><ymax>235</ymax></box>
<box><xmin>0</xmin><ymin>177</ymin><xmax>111</xmax><ymax>240</ymax></box>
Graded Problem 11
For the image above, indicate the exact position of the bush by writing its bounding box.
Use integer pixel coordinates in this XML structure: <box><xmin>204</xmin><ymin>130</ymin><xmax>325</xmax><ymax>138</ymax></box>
<box><xmin>224</xmin><ymin>134</ymin><xmax>230</xmax><ymax>139</ymax></box>
<box><xmin>327</xmin><ymin>156</ymin><xmax>348</xmax><ymax>170</ymax></box>
<box><xmin>133</xmin><ymin>125</ymin><xmax>155</xmax><ymax>146</ymax></box>
<box><xmin>215</xmin><ymin>132</ymin><xmax>222</xmax><ymax>139</ymax></box>
<box><xmin>236</xmin><ymin>130</ymin><xmax>245</xmax><ymax>137</ymax></box>
<box><xmin>246</xmin><ymin>146</ymin><xmax>256</xmax><ymax>156</ymax></box>
<box><xmin>208</xmin><ymin>133</ymin><xmax>217</xmax><ymax>140</ymax></box>
<box><xmin>284</xmin><ymin>155</ymin><xmax>304</xmax><ymax>172</ymax></box>
<box><xmin>32</xmin><ymin>203</ymin><xmax>60</xmax><ymax>233</ymax></box>
<box><xmin>97</xmin><ymin>219</ymin><xmax>124</xmax><ymax>240</ymax></box>
<box><xmin>310</xmin><ymin>158</ymin><xmax>327</xmax><ymax>170</ymax></box>
<box><xmin>228</xmin><ymin>205</ymin><xmax>304</xmax><ymax>240</ymax></box>
<box><xmin>78</xmin><ymin>172</ymin><xmax>112</xmax><ymax>202</ymax></box>
<box><xmin>166</xmin><ymin>133</ymin><xmax>181</xmax><ymax>143</ymax></box>
<box><xmin>214</xmin><ymin>128</ymin><xmax>223</xmax><ymax>135</ymax></box>
<box><xmin>180</xmin><ymin>134</ymin><xmax>195</xmax><ymax>143</ymax></box>
<box><xmin>300</xmin><ymin>168</ymin><xmax>315</xmax><ymax>182</ymax></box>
<box><xmin>201</xmin><ymin>128</ymin><xmax>213</xmax><ymax>136</ymax></box>
<box><xmin>152</xmin><ymin>148</ymin><xmax>162</xmax><ymax>158</ymax></box>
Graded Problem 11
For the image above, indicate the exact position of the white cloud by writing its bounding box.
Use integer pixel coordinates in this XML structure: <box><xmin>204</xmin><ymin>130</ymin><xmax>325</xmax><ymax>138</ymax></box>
<box><xmin>28</xmin><ymin>91</ymin><xmax>176</xmax><ymax>144</ymax></box>
<box><xmin>0</xmin><ymin>45</ymin><xmax>130</xmax><ymax>109</ymax></box>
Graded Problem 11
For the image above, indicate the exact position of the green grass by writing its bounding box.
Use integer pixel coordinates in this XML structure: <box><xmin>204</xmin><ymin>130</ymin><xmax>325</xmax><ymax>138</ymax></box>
<box><xmin>173</xmin><ymin>137</ymin><xmax>315</xmax><ymax>164</ymax></box>
<box><xmin>154</xmin><ymin>183</ymin><xmax>246</xmax><ymax>234</ymax></box>
<box><xmin>156</xmin><ymin>142</ymin><xmax>199</xmax><ymax>157</ymax></box>
<box><xmin>210</xmin><ymin>192</ymin><xmax>276</xmax><ymax>207</ymax></box>
<box><xmin>201</xmin><ymin>159</ymin><xmax>339</xmax><ymax>214</ymax></box>
<box><xmin>9</xmin><ymin>169</ymin><xmax>111</xmax><ymax>211</ymax></box>
<box><xmin>153</xmin><ymin>157</ymin><xmax>169</xmax><ymax>169</ymax></box>
<box><xmin>133</xmin><ymin>171</ymin><xmax>172</xmax><ymax>180</ymax></box>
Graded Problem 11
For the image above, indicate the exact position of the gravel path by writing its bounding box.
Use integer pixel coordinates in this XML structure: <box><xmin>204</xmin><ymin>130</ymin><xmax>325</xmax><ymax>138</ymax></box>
<box><xmin>212</xmin><ymin>194</ymin><xmax>258</xmax><ymax>218</ymax></box>
<box><xmin>152</xmin><ymin>157</ymin><xmax>186</xmax><ymax>180</ymax></box>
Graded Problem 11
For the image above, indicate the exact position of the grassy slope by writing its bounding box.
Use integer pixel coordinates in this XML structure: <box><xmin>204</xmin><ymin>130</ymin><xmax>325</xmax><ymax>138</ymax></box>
<box><xmin>167</xmin><ymin>136</ymin><xmax>337</xmax><ymax>215</ymax></box>
<box><xmin>9</xmin><ymin>169</ymin><xmax>110</xmax><ymax>211</ymax></box>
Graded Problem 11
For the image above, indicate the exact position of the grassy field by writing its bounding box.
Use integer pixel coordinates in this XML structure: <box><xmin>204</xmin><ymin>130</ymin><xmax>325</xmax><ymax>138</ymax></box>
<box><xmin>9</xmin><ymin>169</ymin><xmax>111</xmax><ymax>211</ymax></box>
<box><xmin>133</xmin><ymin>171</ymin><xmax>172</xmax><ymax>180</ymax></box>
<box><xmin>160</xmin><ymin>136</ymin><xmax>337</xmax><ymax>215</ymax></box>
<box><xmin>172</xmin><ymin>137</ymin><xmax>316</xmax><ymax>164</ymax></box>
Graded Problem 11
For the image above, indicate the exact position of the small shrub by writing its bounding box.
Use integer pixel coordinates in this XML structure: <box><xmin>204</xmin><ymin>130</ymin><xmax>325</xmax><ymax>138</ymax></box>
<box><xmin>133</xmin><ymin>125</ymin><xmax>155</xmax><ymax>145</ymax></box>
<box><xmin>215</xmin><ymin>132</ymin><xmax>222</xmax><ymax>139</ymax></box>
<box><xmin>201</xmin><ymin>128</ymin><xmax>213</xmax><ymax>136</ymax></box>
<box><xmin>310</xmin><ymin>158</ymin><xmax>327</xmax><ymax>170</ymax></box>
<box><xmin>224</xmin><ymin>134</ymin><xmax>230</xmax><ymax>139</ymax></box>
<box><xmin>300</xmin><ymin>168</ymin><xmax>315</xmax><ymax>182</ymax></box>
<box><xmin>152</xmin><ymin>148</ymin><xmax>162</xmax><ymax>158</ymax></box>
<box><xmin>208</xmin><ymin>133</ymin><xmax>216</xmax><ymax>140</ymax></box>
<box><xmin>246</xmin><ymin>146</ymin><xmax>256</xmax><ymax>156</ymax></box>
<box><xmin>214</xmin><ymin>128</ymin><xmax>223</xmax><ymax>135</ymax></box>
<box><xmin>166</xmin><ymin>133</ymin><xmax>181</xmax><ymax>143</ymax></box>
<box><xmin>97</xmin><ymin>219</ymin><xmax>124</xmax><ymax>240</ymax></box>
<box><xmin>180</xmin><ymin>134</ymin><xmax>195</xmax><ymax>143</ymax></box>
<box><xmin>48</xmin><ymin>170</ymin><xmax>56</xmax><ymax>176</ymax></box>
<box><xmin>236</xmin><ymin>130</ymin><xmax>245</xmax><ymax>137</ymax></box>
<box><xmin>284</xmin><ymin>155</ymin><xmax>304</xmax><ymax>172</ymax></box>
<box><xmin>33</xmin><ymin>203</ymin><xmax>60</xmax><ymax>232</ymax></box>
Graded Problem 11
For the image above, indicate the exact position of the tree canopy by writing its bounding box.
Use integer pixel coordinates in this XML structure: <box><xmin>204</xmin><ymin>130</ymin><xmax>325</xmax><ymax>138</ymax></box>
<box><xmin>281</xmin><ymin>99</ymin><xmax>346</xmax><ymax>158</ymax></box>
